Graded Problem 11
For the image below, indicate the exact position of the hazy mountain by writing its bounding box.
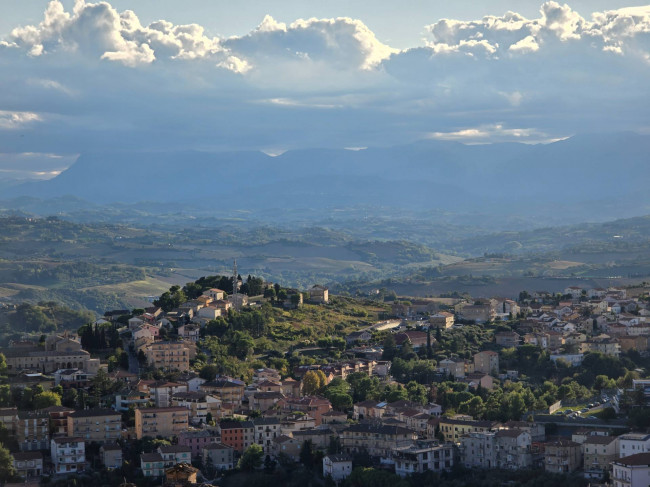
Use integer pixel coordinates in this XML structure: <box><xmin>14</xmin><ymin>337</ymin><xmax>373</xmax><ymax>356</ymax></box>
<box><xmin>3</xmin><ymin>133</ymin><xmax>649</xmax><ymax>222</ymax></box>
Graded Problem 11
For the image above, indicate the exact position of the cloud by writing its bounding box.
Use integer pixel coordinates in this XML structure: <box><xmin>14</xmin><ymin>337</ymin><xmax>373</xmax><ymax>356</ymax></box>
<box><xmin>0</xmin><ymin>1</ymin><xmax>648</xmax><ymax>161</ymax></box>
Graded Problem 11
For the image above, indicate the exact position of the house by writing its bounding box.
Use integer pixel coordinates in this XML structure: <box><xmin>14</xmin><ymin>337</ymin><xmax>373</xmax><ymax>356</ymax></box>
<box><xmin>458</xmin><ymin>303</ymin><xmax>495</xmax><ymax>323</ymax></box>
<box><xmin>177</xmin><ymin>430</ymin><xmax>219</xmax><ymax>458</ymax></box>
<box><xmin>18</xmin><ymin>411</ymin><xmax>50</xmax><ymax>451</ymax></box>
<box><xmin>463</xmin><ymin>372</ymin><xmax>494</xmax><ymax>391</ymax></box>
<box><xmin>67</xmin><ymin>408</ymin><xmax>122</xmax><ymax>443</ymax></box>
<box><xmin>310</xmin><ymin>285</ymin><xmax>329</xmax><ymax>304</ymax></box>
<box><xmin>135</xmin><ymin>407</ymin><xmax>189</xmax><ymax>439</ymax></box>
<box><xmin>12</xmin><ymin>451</ymin><xmax>43</xmax><ymax>478</ymax></box>
<box><xmin>140</xmin><ymin>452</ymin><xmax>165</xmax><ymax>477</ymax></box>
<box><xmin>157</xmin><ymin>444</ymin><xmax>192</xmax><ymax>467</ymax></box>
<box><xmin>149</xmin><ymin>381</ymin><xmax>188</xmax><ymax>408</ymax></box>
<box><xmin>394</xmin><ymin>331</ymin><xmax>428</xmax><ymax>349</ymax></box>
<box><xmin>51</xmin><ymin>437</ymin><xmax>85</xmax><ymax>475</ymax></box>
<box><xmin>438</xmin><ymin>358</ymin><xmax>465</xmax><ymax>379</ymax></box>
<box><xmin>393</xmin><ymin>440</ymin><xmax>454</xmax><ymax>476</ymax></box>
<box><xmin>612</xmin><ymin>452</ymin><xmax>650</xmax><ymax>487</ymax></box>
<box><xmin>341</xmin><ymin>424</ymin><xmax>417</xmax><ymax>459</ymax></box>
<box><xmin>345</xmin><ymin>331</ymin><xmax>371</xmax><ymax>345</ymax></box>
<box><xmin>495</xmin><ymin>331</ymin><xmax>520</xmax><ymax>348</ymax></box>
<box><xmin>253</xmin><ymin>368</ymin><xmax>282</xmax><ymax>384</ymax></box>
<box><xmin>439</xmin><ymin>416</ymin><xmax>500</xmax><ymax>444</ymax></box>
<box><xmin>272</xmin><ymin>435</ymin><xmax>303</xmax><ymax>461</ymax></box>
<box><xmin>204</xmin><ymin>288</ymin><xmax>225</xmax><ymax>301</ymax></box>
<box><xmin>544</xmin><ymin>440</ymin><xmax>581</xmax><ymax>473</ymax></box>
<box><xmin>170</xmin><ymin>391</ymin><xmax>221</xmax><ymax>424</ymax></box>
<box><xmin>144</xmin><ymin>342</ymin><xmax>191</xmax><ymax>372</ymax></box>
<box><xmin>219</xmin><ymin>420</ymin><xmax>255</xmax><ymax>454</ymax></box>
<box><xmin>178</xmin><ymin>324</ymin><xmax>200</xmax><ymax>343</ymax></box>
<box><xmin>583</xmin><ymin>435</ymin><xmax>618</xmax><ymax>479</ymax></box>
<box><xmin>202</xmin><ymin>443</ymin><xmax>235</xmax><ymax>472</ymax></box>
<box><xmin>252</xmin><ymin>417</ymin><xmax>282</xmax><ymax>455</ymax></box>
<box><xmin>278</xmin><ymin>396</ymin><xmax>332</xmax><ymax>425</ymax></box>
<box><xmin>581</xmin><ymin>334</ymin><xmax>621</xmax><ymax>357</ymax></box>
<box><xmin>100</xmin><ymin>443</ymin><xmax>123</xmax><ymax>470</ymax></box>
<box><xmin>618</xmin><ymin>433</ymin><xmax>650</xmax><ymax>458</ymax></box>
<box><xmin>323</xmin><ymin>453</ymin><xmax>352</xmax><ymax>481</ymax></box>
<box><xmin>42</xmin><ymin>405</ymin><xmax>74</xmax><ymax>438</ymax></box>
<box><xmin>200</xmin><ymin>378</ymin><xmax>246</xmax><ymax>406</ymax></box>
<box><xmin>429</xmin><ymin>312</ymin><xmax>454</xmax><ymax>329</ymax></box>
<box><xmin>473</xmin><ymin>351</ymin><xmax>499</xmax><ymax>376</ymax></box>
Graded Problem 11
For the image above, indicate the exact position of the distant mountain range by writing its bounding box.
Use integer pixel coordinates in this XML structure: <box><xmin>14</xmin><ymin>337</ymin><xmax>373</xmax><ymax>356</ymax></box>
<box><xmin>3</xmin><ymin>132</ymin><xmax>649</xmax><ymax>223</ymax></box>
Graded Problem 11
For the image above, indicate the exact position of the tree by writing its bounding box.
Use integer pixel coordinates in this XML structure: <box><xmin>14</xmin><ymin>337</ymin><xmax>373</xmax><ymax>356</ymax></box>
<box><xmin>62</xmin><ymin>388</ymin><xmax>78</xmax><ymax>408</ymax></box>
<box><xmin>302</xmin><ymin>370</ymin><xmax>323</xmax><ymax>395</ymax></box>
<box><xmin>381</xmin><ymin>335</ymin><xmax>397</xmax><ymax>361</ymax></box>
<box><xmin>238</xmin><ymin>444</ymin><xmax>263</xmax><ymax>471</ymax></box>
<box><xmin>0</xmin><ymin>354</ymin><xmax>6</xmax><ymax>376</ymax></box>
<box><xmin>200</xmin><ymin>364</ymin><xmax>219</xmax><ymax>381</ymax></box>
<box><xmin>33</xmin><ymin>391</ymin><xmax>61</xmax><ymax>409</ymax></box>
<box><xmin>0</xmin><ymin>443</ymin><xmax>14</xmax><ymax>482</ymax></box>
<box><xmin>300</xmin><ymin>440</ymin><xmax>314</xmax><ymax>469</ymax></box>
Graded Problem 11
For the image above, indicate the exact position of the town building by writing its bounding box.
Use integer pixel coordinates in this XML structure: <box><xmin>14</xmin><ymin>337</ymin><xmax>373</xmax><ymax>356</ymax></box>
<box><xmin>612</xmin><ymin>452</ymin><xmax>650</xmax><ymax>487</ymax></box>
<box><xmin>393</xmin><ymin>440</ymin><xmax>454</xmax><ymax>476</ymax></box>
<box><xmin>219</xmin><ymin>420</ymin><xmax>255</xmax><ymax>454</ymax></box>
<box><xmin>323</xmin><ymin>453</ymin><xmax>352</xmax><ymax>481</ymax></box>
<box><xmin>203</xmin><ymin>443</ymin><xmax>235</xmax><ymax>472</ymax></box>
<box><xmin>544</xmin><ymin>440</ymin><xmax>582</xmax><ymax>473</ymax></box>
<box><xmin>12</xmin><ymin>451</ymin><xmax>43</xmax><ymax>478</ymax></box>
<box><xmin>51</xmin><ymin>437</ymin><xmax>85</xmax><ymax>475</ymax></box>
<box><xmin>144</xmin><ymin>342</ymin><xmax>192</xmax><ymax>372</ymax></box>
<box><xmin>67</xmin><ymin>408</ymin><xmax>122</xmax><ymax>443</ymax></box>
<box><xmin>135</xmin><ymin>407</ymin><xmax>189</xmax><ymax>439</ymax></box>
<box><xmin>341</xmin><ymin>423</ymin><xmax>417</xmax><ymax>458</ymax></box>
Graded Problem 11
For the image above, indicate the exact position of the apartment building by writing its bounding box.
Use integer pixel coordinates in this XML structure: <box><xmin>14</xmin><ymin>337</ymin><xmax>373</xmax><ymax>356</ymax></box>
<box><xmin>439</xmin><ymin>416</ymin><xmax>500</xmax><ymax>444</ymax></box>
<box><xmin>219</xmin><ymin>420</ymin><xmax>254</xmax><ymax>454</ymax></box>
<box><xmin>67</xmin><ymin>409</ymin><xmax>122</xmax><ymax>443</ymax></box>
<box><xmin>393</xmin><ymin>440</ymin><xmax>454</xmax><ymax>476</ymax></box>
<box><xmin>341</xmin><ymin>423</ymin><xmax>417</xmax><ymax>459</ymax></box>
<box><xmin>18</xmin><ymin>411</ymin><xmax>50</xmax><ymax>451</ymax></box>
<box><xmin>51</xmin><ymin>437</ymin><xmax>85</xmax><ymax>475</ymax></box>
<box><xmin>135</xmin><ymin>407</ymin><xmax>189</xmax><ymax>439</ymax></box>
<box><xmin>544</xmin><ymin>440</ymin><xmax>582</xmax><ymax>473</ymax></box>
<box><xmin>612</xmin><ymin>452</ymin><xmax>650</xmax><ymax>487</ymax></box>
<box><xmin>203</xmin><ymin>443</ymin><xmax>235</xmax><ymax>471</ymax></box>
<box><xmin>144</xmin><ymin>342</ymin><xmax>191</xmax><ymax>372</ymax></box>
<box><xmin>12</xmin><ymin>451</ymin><xmax>43</xmax><ymax>478</ymax></box>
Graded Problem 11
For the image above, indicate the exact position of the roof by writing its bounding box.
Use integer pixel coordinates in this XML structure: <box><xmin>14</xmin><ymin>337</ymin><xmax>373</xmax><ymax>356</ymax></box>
<box><xmin>137</xmin><ymin>407</ymin><xmax>188</xmax><ymax>413</ymax></box>
<box><xmin>69</xmin><ymin>408</ymin><xmax>120</xmax><ymax>418</ymax></box>
<box><xmin>584</xmin><ymin>435</ymin><xmax>617</xmax><ymax>445</ymax></box>
<box><xmin>53</xmin><ymin>436</ymin><xmax>84</xmax><ymax>444</ymax></box>
<box><xmin>615</xmin><ymin>452</ymin><xmax>650</xmax><ymax>466</ymax></box>
<box><xmin>158</xmin><ymin>445</ymin><xmax>192</xmax><ymax>454</ymax></box>
<box><xmin>140</xmin><ymin>452</ymin><xmax>164</xmax><ymax>463</ymax></box>
<box><xmin>101</xmin><ymin>443</ymin><xmax>122</xmax><ymax>451</ymax></box>
<box><xmin>325</xmin><ymin>453</ymin><xmax>351</xmax><ymax>463</ymax></box>
<box><xmin>345</xmin><ymin>424</ymin><xmax>415</xmax><ymax>436</ymax></box>
<box><xmin>495</xmin><ymin>428</ymin><xmax>527</xmax><ymax>438</ymax></box>
<box><xmin>12</xmin><ymin>451</ymin><xmax>43</xmax><ymax>461</ymax></box>
<box><xmin>219</xmin><ymin>420</ymin><xmax>254</xmax><ymax>430</ymax></box>
<box><xmin>204</xmin><ymin>443</ymin><xmax>233</xmax><ymax>450</ymax></box>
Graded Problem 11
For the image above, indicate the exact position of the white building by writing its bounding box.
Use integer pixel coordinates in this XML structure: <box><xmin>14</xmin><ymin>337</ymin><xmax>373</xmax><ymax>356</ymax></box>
<box><xmin>618</xmin><ymin>433</ymin><xmax>650</xmax><ymax>458</ymax></box>
<box><xmin>612</xmin><ymin>452</ymin><xmax>650</xmax><ymax>487</ymax></box>
<box><xmin>393</xmin><ymin>440</ymin><xmax>454</xmax><ymax>477</ymax></box>
<box><xmin>51</xmin><ymin>437</ymin><xmax>85</xmax><ymax>475</ymax></box>
<box><xmin>323</xmin><ymin>453</ymin><xmax>353</xmax><ymax>482</ymax></box>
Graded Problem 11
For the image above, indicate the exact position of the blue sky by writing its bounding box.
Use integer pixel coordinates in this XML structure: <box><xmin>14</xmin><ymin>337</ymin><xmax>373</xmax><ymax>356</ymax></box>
<box><xmin>0</xmin><ymin>1</ymin><xmax>649</xmax><ymax>179</ymax></box>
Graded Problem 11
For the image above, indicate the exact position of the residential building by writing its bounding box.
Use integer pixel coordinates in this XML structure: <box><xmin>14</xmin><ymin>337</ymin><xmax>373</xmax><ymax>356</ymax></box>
<box><xmin>544</xmin><ymin>440</ymin><xmax>582</xmax><ymax>473</ymax></box>
<box><xmin>253</xmin><ymin>417</ymin><xmax>282</xmax><ymax>455</ymax></box>
<box><xmin>18</xmin><ymin>411</ymin><xmax>49</xmax><ymax>451</ymax></box>
<box><xmin>473</xmin><ymin>351</ymin><xmax>499</xmax><ymax>376</ymax></box>
<box><xmin>67</xmin><ymin>409</ymin><xmax>122</xmax><ymax>443</ymax></box>
<box><xmin>278</xmin><ymin>396</ymin><xmax>332</xmax><ymax>425</ymax></box>
<box><xmin>581</xmin><ymin>334</ymin><xmax>621</xmax><ymax>357</ymax></box>
<box><xmin>12</xmin><ymin>451</ymin><xmax>43</xmax><ymax>478</ymax></box>
<box><xmin>135</xmin><ymin>407</ymin><xmax>189</xmax><ymax>439</ymax></box>
<box><xmin>612</xmin><ymin>452</ymin><xmax>650</xmax><ymax>487</ymax></box>
<box><xmin>429</xmin><ymin>312</ymin><xmax>454</xmax><ymax>329</ymax></box>
<box><xmin>51</xmin><ymin>437</ymin><xmax>85</xmax><ymax>475</ymax></box>
<box><xmin>157</xmin><ymin>444</ymin><xmax>192</xmax><ymax>467</ymax></box>
<box><xmin>394</xmin><ymin>331</ymin><xmax>429</xmax><ymax>349</ymax></box>
<box><xmin>219</xmin><ymin>420</ymin><xmax>255</xmax><ymax>454</ymax></box>
<box><xmin>493</xmin><ymin>429</ymin><xmax>533</xmax><ymax>469</ymax></box>
<box><xmin>144</xmin><ymin>342</ymin><xmax>191</xmax><ymax>372</ymax></box>
<box><xmin>0</xmin><ymin>408</ymin><xmax>17</xmax><ymax>436</ymax></box>
<box><xmin>323</xmin><ymin>453</ymin><xmax>352</xmax><ymax>481</ymax></box>
<box><xmin>310</xmin><ymin>285</ymin><xmax>329</xmax><ymax>304</ymax></box>
<box><xmin>0</xmin><ymin>347</ymin><xmax>99</xmax><ymax>374</ymax></box>
<box><xmin>100</xmin><ymin>443</ymin><xmax>123</xmax><ymax>470</ymax></box>
<box><xmin>341</xmin><ymin>423</ymin><xmax>417</xmax><ymax>458</ymax></box>
<box><xmin>618</xmin><ymin>433</ymin><xmax>650</xmax><ymax>458</ymax></box>
<box><xmin>495</xmin><ymin>332</ymin><xmax>521</xmax><ymax>348</ymax></box>
<box><xmin>200</xmin><ymin>378</ymin><xmax>246</xmax><ymax>407</ymax></box>
<box><xmin>203</xmin><ymin>443</ymin><xmax>235</xmax><ymax>471</ymax></box>
<box><xmin>583</xmin><ymin>435</ymin><xmax>618</xmax><ymax>479</ymax></box>
<box><xmin>43</xmin><ymin>406</ymin><xmax>74</xmax><ymax>438</ymax></box>
<box><xmin>140</xmin><ymin>452</ymin><xmax>165</xmax><ymax>477</ymax></box>
<box><xmin>438</xmin><ymin>358</ymin><xmax>465</xmax><ymax>379</ymax></box>
<box><xmin>171</xmin><ymin>391</ymin><xmax>221</xmax><ymax>424</ymax></box>
<box><xmin>439</xmin><ymin>416</ymin><xmax>499</xmax><ymax>444</ymax></box>
<box><xmin>149</xmin><ymin>381</ymin><xmax>188</xmax><ymax>408</ymax></box>
<box><xmin>393</xmin><ymin>440</ymin><xmax>454</xmax><ymax>476</ymax></box>
<box><xmin>177</xmin><ymin>430</ymin><xmax>218</xmax><ymax>458</ymax></box>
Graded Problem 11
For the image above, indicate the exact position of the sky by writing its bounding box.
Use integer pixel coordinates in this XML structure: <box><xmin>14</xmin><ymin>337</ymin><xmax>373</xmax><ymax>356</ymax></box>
<box><xmin>0</xmin><ymin>0</ymin><xmax>649</xmax><ymax>179</ymax></box>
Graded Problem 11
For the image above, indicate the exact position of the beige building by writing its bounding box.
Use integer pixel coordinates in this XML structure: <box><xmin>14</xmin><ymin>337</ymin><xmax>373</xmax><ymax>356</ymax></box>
<box><xmin>310</xmin><ymin>285</ymin><xmax>329</xmax><ymax>304</ymax></box>
<box><xmin>544</xmin><ymin>440</ymin><xmax>582</xmax><ymax>473</ymax></box>
<box><xmin>439</xmin><ymin>416</ymin><xmax>500</xmax><ymax>444</ymax></box>
<box><xmin>67</xmin><ymin>409</ymin><xmax>123</xmax><ymax>443</ymax></box>
<box><xmin>144</xmin><ymin>342</ymin><xmax>191</xmax><ymax>372</ymax></box>
<box><xmin>1</xmin><ymin>347</ymin><xmax>100</xmax><ymax>374</ymax></box>
<box><xmin>341</xmin><ymin>424</ymin><xmax>416</xmax><ymax>458</ymax></box>
<box><xmin>583</xmin><ymin>435</ymin><xmax>618</xmax><ymax>478</ymax></box>
<box><xmin>581</xmin><ymin>334</ymin><xmax>621</xmax><ymax>357</ymax></box>
<box><xmin>200</xmin><ymin>379</ymin><xmax>245</xmax><ymax>407</ymax></box>
<box><xmin>429</xmin><ymin>312</ymin><xmax>455</xmax><ymax>329</ymax></box>
<box><xmin>473</xmin><ymin>351</ymin><xmax>499</xmax><ymax>376</ymax></box>
<box><xmin>135</xmin><ymin>407</ymin><xmax>189</xmax><ymax>439</ymax></box>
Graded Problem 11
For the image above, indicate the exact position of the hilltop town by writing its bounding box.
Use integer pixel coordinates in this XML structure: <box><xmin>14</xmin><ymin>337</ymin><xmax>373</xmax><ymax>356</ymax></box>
<box><xmin>1</xmin><ymin>276</ymin><xmax>650</xmax><ymax>487</ymax></box>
